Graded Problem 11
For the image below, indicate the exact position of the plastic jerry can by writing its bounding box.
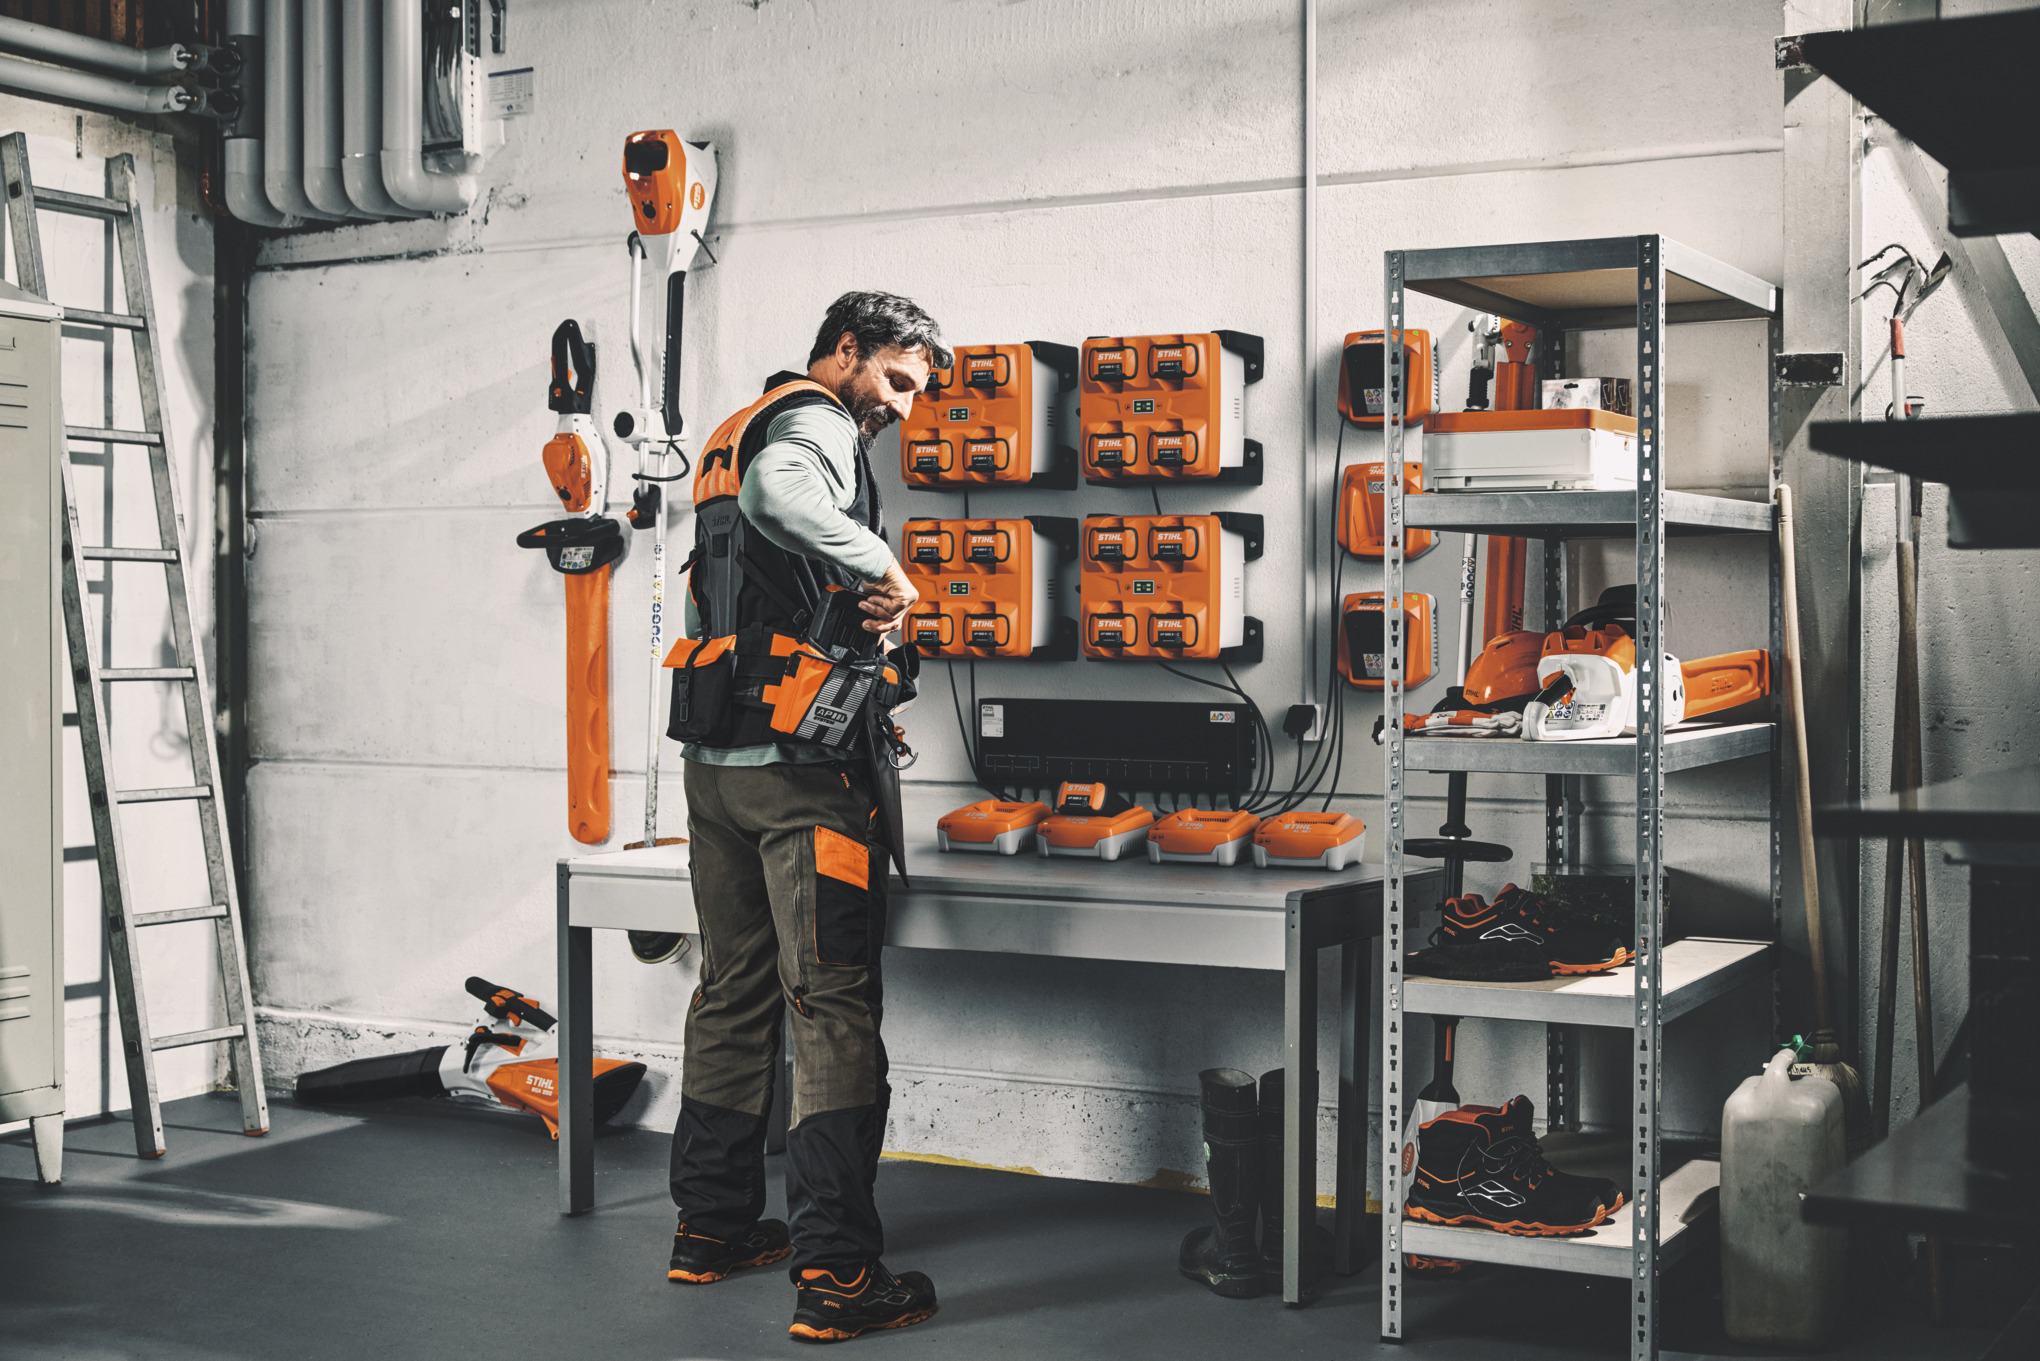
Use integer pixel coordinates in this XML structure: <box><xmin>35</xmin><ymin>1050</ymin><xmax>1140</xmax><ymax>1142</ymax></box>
<box><xmin>1720</xmin><ymin>1048</ymin><xmax>1846</xmax><ymax>1348</ymax></box>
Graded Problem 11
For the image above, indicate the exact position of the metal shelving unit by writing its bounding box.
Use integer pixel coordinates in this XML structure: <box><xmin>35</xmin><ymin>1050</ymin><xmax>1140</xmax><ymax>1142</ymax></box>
<box><xmin>1378</xmin><ymin>235</ymin><xmax>1781</xmax><ymax>1361</ymax></box>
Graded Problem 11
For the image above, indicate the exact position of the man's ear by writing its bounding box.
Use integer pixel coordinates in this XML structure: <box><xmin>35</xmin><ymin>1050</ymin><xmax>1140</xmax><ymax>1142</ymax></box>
<box><xmin>833</xmin><ymin>331</ymin><xmax>860</xmax><ymax>370</ymax></box>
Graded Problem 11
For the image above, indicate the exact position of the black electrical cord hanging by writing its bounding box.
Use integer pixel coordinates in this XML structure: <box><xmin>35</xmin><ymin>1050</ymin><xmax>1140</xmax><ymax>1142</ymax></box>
<box><xmin>1154</xmin><ymin>660</ymin><xmax>1276</xmax><ymax>811</ymax></box>
<box><xmin>1266</xmin><ymin>421</ymin><xmax>1355</xmax><ymax>815</ymax></box>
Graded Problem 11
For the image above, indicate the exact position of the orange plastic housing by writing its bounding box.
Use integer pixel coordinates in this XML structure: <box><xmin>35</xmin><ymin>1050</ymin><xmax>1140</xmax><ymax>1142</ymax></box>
<box><xmin>564</xmin><ymin>571</ymin><xmax>610</xmax><ymax>844</ymax></box>
<box><xmin>1336</xmin><ymin>329</ymin><xmax>1435</xmax><ymax>426</ymax></box>
<box><xmin>1080</xmin><ymin>514</ymin><xmax>1248</xmax><ymax>661</ymax></box>
<box><xmin>1252</xmin><ymin>811</ymin><xmax>1367</xmax><ymax>871</ymax></box>
<box><xmin>903</xmin><ymin>342</ymin><xmax>1073</xmax><ymax>488</ymax></box>
<box><xmin>937</xmin><ymin>799</ymin><xmax>1050</xmax><ymax>854</ymax></box>
<box><xmin>622</xmin><ymin>130</ymin><xmax>690</xmax><ymax>235</ymax></box>
<box><xmin>543</xmin><ymin>431</ymin><xmax>599</xmax><ymax>514</ymax></box>
<box><xmin>900</xmin><ymin>517</ymin><xmax>1071</xmax><ymax>659</ymax></box>
<box><xmin>1338</xmin><ymin>461</ymin><xmax>1435</xmax><ymax>560</ymax></box>
<box><xmin>1682</xmin><ymin>649</ymin><xmax>1771</xmax><ymax>718</ymax></box>
<box><xmin>1078</xmin><ymin>332</ymin><xmax>1257</xmax><ymax>482</ymax></box>
<box><xmin>1147</xmin><ymin>808</ymin><xmax>1261</xmax><ymax>865</ymax></box>
<box><xmin>1340</xmin><ymin>591</ymin><xmax>1437</xmax><ymax>690</ymax></box>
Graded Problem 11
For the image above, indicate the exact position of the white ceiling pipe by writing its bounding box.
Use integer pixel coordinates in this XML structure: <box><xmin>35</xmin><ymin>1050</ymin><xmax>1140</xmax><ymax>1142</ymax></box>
<box><xmin>380</xmin><ymin>0</ymin><xmax>476</xmax><ymax>214</ymax></box>
<box><xmin>302</xmin><ymin>0</ymin><xmax>374</xmax><ymax>217</ymax></box>
<box><xmin>0</xmin><ymin>49</ymin><xmax>193</xmax><ymax>115</ymax></box>
<box><xmin>0</xmin><ymin>14</ymin><xmax>195</xmax><ymax>79</ymax></box>
<box><xmin>265</xmin><ymin>0</ymin><xmax>347</xmax><ymax>221</ymax></box>
<box><xmin>339</xmin><ymin>0</ymin><xmax>419</xmax><ymax>217</ymax></box>
<box><xmin>224</xmin><ymin>0</ymin><xmax>297</xmax><ymax>228</ymax></box>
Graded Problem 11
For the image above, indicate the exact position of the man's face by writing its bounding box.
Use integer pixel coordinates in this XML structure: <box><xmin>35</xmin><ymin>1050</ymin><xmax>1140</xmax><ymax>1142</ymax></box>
<box><xmin>838</xmin><ymin>342</ymin><xmax>932</xmax><ymax>436</ymax></box>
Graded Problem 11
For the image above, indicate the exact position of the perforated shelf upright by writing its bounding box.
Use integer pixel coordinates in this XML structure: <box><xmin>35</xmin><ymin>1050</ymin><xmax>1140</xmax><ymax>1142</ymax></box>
<box><xmin>1377</xmin><ymin>235</ymin><xmax>1782</xmax><ymax>1361</ymax></box>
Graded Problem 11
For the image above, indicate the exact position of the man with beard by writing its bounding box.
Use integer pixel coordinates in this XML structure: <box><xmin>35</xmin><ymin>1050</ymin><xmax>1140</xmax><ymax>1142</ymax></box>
<box><xmin>647</xmin><ymin>291</ymin><xmax>948</xmax><ymax>1344</ymax></box>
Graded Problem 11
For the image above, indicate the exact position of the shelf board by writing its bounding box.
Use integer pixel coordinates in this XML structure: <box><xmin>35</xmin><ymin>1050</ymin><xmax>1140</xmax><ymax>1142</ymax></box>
<box><xmin>1403</xmin><ymin>723</ymin><xmax>1774</xmax><ymax>776</ymax></box>
<box><xmin>1404</xmin><ymin>489</ymin><xmax>1772</xmax><ymax>539</ymax></box>
<box><xmin>1809</xmin><ymin>413</ymin><xmax>2040</xmax><ymax>486</ymax></box>
<box><xmin>1398</xmin><ymin>236</ymin><xmax>1776</xmax><ymax>331</ymax></box>
<box><xmin>1799</xmin><ymin>12</ymin><xmax>2040</xmax><ymax>238</ymax></box>
<box><xmin>1814</xmin><ymin>764</ymin><xmax>2040</xmax><ymax>847</ymax></box>
<box><xmin>1801</xmin><ymin>1086</ymin><xmax>2040</xmax><ymax>1239</ymax></box>
<box><xmin>1403</xmin><ymin>937</ymin><xmax>1772</xmax><ymax>1027</ymax></box>
<box><xmin>1401</xmin><ymin>1156</ymin><xmax>1720</xmax><ymax>1278</ymax></box>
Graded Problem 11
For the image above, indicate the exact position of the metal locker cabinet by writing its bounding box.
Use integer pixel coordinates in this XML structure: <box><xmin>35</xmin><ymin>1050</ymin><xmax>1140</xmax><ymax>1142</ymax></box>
<box><xmin>0</xmin><ymin>278</ymin><xmax>64</xmax><ymax>1183</ymax></box>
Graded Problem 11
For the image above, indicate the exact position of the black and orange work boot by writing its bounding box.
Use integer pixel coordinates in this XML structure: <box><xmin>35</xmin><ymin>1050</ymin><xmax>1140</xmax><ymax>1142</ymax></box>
<box><xmin>668</xmin><ymin>1218</ymin><xmax>792</xmax><ymax>1283</ymax></box>
<box><xmin>1404</xmin><ymin>1096</ymin><xmax>1622</xmax><ymax>1237</ymax></box>
<box><xmin>1407</xmin><ymin>893</ymin><xmax>1548</xmax><ymax>981</ymax></box>
<box><xmin>788</xmin><ymin>1262</ymin><xmax>938</xmax><ymax>1343</ymax></box>
<box><xmin>1490</xmin><ymin>884</ymin><xmax>1630</xmax><ymax>975</ymax></box>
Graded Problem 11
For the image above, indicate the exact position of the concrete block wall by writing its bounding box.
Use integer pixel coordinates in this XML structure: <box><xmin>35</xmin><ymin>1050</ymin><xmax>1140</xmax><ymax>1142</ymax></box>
<box><xmin>245</xmin><ymin>0</ymin><xmax>1799</xmax><ymax>1192</ymax></box>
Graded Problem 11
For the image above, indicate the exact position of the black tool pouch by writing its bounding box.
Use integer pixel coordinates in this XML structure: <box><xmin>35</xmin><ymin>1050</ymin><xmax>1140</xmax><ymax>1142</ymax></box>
<box><xmin>665</xmin><ymin>638</ymin><xmax>738</xmax><ymax>745</ymax></box>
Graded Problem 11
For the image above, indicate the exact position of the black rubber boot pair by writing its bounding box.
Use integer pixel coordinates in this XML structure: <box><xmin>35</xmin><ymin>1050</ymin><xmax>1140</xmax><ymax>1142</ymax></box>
<box><xmin>1178</xmin><ymin>1068</ymin><xmax>1330</xmax><ymax>1299</ymax></box>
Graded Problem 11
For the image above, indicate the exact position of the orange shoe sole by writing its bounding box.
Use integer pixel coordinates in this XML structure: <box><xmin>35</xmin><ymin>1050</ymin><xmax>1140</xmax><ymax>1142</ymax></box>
<box><xmin>1405</xmin><ymin>1192</ymin><xmax>1624</xmax><ymax>1239</ymax></box>
<box><xmin>668</xmin><ymin>1244</ymin><xmax>792</xmax><ymax>1284</ymax></box>
<box><xmin>1549</xmin><ymin>946</ymin><xmax>1632</xmax><ymax>976</ymax></box>
<box><xmin>789</xmin><ymin>1307</ymin><xmax>937</xmax><ymax>1343</ymax></box>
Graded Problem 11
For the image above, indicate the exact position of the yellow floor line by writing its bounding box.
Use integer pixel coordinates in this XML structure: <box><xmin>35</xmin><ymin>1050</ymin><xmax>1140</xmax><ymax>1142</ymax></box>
<box><xmin>882</xmin><ymin>1151</ymin><xmax>1378</xmax><ymax>1212</ymax></box>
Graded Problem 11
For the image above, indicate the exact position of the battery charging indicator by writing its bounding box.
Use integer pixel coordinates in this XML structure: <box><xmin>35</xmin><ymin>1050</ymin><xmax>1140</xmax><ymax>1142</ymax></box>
<box><xmin>948</xmin><ymin>406</ymin><xmax>971</xmax><ymax>421</ymax></box>
<box><xmin>1131</xmin><ymin>580</ymin><xmax>1157</xmax><ymax>595</ymax></box>
<box><xmin>949</xmin><ymin>581</ymin><xmax>971</xmax><ymax>595</ymax></box>
<box><xmin>1131</xmin><ymin>398</ymin><xmax>1156</xmax><ymax>414</ymax></box>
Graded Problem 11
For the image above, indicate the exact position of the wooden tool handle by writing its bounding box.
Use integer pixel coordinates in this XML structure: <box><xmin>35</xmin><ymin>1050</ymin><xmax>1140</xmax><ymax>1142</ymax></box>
<box><xmin>1777</xmin><ymin>485</ymin><xmax>1833</xmax><ymax>1033</ymax></box>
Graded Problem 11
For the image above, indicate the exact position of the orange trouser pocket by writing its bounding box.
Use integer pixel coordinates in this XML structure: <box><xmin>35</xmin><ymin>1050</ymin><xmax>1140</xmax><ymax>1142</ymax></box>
<box><xmin>812</xmin><ymin>824</ymin><xmax>873</xmax><ymax>966</ymax></box>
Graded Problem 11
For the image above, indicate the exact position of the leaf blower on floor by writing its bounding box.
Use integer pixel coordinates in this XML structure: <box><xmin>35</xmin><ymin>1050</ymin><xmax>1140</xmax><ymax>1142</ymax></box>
<box><xmin>293</xmin><ymin>977</ymin><xmax>647</xmax><ymax>1139</ymax></box>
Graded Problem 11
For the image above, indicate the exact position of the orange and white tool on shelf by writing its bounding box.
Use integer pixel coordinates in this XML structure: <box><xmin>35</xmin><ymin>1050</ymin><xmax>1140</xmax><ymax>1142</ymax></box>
<box><xmin>936</xmin><ymin>799</ymin><xmax>1051</xmax><ymax>855</ymax></box>
<box><xmin>1147</xmin><ymin>808</ymin><xmax>1261</xmax><ymax>866</ymax></box>
<box><xmin>1038</xmin><ymin>782</ymin><xmax>1156</xmax><ymax>861</ymax></box>
<box><xmin>1078</xmin><ymin>331</ymin><xmax>1263</xmax><ymax>483</ymax></box>
<box><xmin>1252</xmin><ymin>811</ymin><xmax>1368</xmax><ymax>871</ymax></box>
<box><xmin>903</xmin><ymin>342</ymin><xmax>1078</xmax><ymax>489</ymax></box>
<box><xmin>1079</xmin><ymin>513</ymin><xmax>1263</xmax><ymax>662</ymax></box>
<box><xmin>901</xmin><ymin>516</ymin><xmax>1076</xmax><ymax>659</ymax></box>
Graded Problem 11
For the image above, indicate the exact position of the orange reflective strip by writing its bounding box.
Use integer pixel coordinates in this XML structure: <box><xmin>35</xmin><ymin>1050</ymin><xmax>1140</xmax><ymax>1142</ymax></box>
<box><xmin>814</xmin><ymin>825</ymin><xmax>869</xmax><ymax>889</ymax></box>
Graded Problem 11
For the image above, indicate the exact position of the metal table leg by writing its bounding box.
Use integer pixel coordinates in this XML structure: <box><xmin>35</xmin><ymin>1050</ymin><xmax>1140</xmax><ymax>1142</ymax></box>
<box><xmin>1283</xmin><ymin>896</ymin><xmax>1319</xmax><ymax>1306</ymax></box>
<box><xmin>1335</xmin><ymin>933</ymin><xmax>1373</xmax><ymax>1275</ymax></box>
<box><xmin>557</xmin><ymin>861</ymin><xmax>594</xmax><ymax>1215</ymax></box>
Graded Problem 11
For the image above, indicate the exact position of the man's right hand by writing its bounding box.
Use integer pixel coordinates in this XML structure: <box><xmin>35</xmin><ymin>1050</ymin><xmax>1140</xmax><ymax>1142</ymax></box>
<box><xmin>860</xmin><ymin>560</ymin><xmax>919</xmax><ymax>635</ymax></box>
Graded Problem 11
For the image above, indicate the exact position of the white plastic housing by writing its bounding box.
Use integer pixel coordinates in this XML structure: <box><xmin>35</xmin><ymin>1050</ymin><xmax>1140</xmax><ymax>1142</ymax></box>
<box><xmin>938</xmin><ymin>825</ymin><xmax>1037</xmax><ymax>855</ymax></box>
<box><xmin>1147</xmin><ymin>833</ymin><xmax>1253</xmax><ymax>866</ymax></box>
<box><xmin>1428</xmin><ymin>424</ymin><xmax>1636</xmax><ymax>492</ymax></box>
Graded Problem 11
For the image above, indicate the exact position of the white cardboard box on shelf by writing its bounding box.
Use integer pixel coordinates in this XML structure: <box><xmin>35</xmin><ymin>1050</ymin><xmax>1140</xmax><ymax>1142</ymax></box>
<box><xmin>1426</xmin><ymin>408</ymin><xmax>1638</xmax><ymax>492</ymax></box>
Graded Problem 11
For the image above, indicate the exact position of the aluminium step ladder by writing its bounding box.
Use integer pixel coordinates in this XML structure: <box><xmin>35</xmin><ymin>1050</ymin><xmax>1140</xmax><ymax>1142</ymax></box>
<box><xmin>1</xmin><ymin>133</ymin><xmax>266</xmax><ymax>1157</ymax></box>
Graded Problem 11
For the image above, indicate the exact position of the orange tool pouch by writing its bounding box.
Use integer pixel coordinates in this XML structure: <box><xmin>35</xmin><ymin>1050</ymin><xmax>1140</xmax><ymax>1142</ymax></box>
<box><xmin>666</xmin><ymin>625</ymin><xmax>914</xmax><ymax>753</ymax></box>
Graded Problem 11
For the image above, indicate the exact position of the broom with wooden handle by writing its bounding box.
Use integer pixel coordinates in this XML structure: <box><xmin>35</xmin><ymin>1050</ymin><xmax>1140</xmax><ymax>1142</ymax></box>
<box><xmin>1777</xmin><ymin>484</ymin><xmax>1869</xmax><ymax>1154</ymax></box>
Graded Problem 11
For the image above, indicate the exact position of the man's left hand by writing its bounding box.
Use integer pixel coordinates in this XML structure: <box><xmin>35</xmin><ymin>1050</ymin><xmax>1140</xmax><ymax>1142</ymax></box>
<box><xmin>860</xmin><ymin>560</ymin><xmax>919</xmax><ymax>635</ymax></box>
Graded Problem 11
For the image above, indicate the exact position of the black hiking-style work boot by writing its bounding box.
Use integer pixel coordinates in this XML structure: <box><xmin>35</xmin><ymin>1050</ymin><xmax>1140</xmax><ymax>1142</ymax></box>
<box><xmin>668</xmin><ymin>1217</ymin><xmax>793</xmax><ymax>1283</ymax></box>
<box><xmin>1254</xmin><ymin>1068</ymin><xmax>1333</xmax><ymax>1294</ymax></box>
<box><xmin>787</xmin><ymin>1262</ymin><xmax>938</xmax><ymax>1343</ymax></box>
<box><xmin>1178</xmin><ymin>1067</ymin><xmax>1263</xmax><ymax>1298</ymax></box>
<box><xmin>1404</xmin><ymin>1096</ymin><xmax>1623</xmax><ymax>1237</ymax></box>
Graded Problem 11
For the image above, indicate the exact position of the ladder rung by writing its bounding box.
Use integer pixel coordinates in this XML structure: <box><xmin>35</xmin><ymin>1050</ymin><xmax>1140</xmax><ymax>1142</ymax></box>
<box><xmin>67</xmin><ymin>425</ymin><xmax>162</xmax><ymax>446</ymax></box>
<box><xmin>101</xmin><ymin>667</ymin><xmax>197</xmax><ymax>682</ymax></box>
<box><xmin>134</xmin><ymin>904</ymin><xmax>229</xmax><ymax>927</ymax></box>
<box><xmin>78</xmin><ymin>546</ymin><xmax>176</xmax><ymax>562</ymax></box>
<box><xmin>34</xmin><ymin>185</ymin><xmax>127</xmax><ymax>217</ymax></box>
<box><xmin>114</xmin><ymin>785</ymin><xmax>212</xmax><ymax>804</ymax></box>
<box><xmin>63</xmin><ymin>307</ymin><xmax>145</xmax><ymax>332</ymax></box>
<box><xmin>151</xmin><ymin>1025</ymin><xmax>245</xmax><ymax>1052</ymax></box>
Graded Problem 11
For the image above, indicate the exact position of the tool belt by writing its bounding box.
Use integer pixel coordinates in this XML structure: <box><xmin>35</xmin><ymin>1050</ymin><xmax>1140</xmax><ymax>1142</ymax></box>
<box><xmin>666</xmin><ymin>623</ymin><xmax>916</xmax><ymax>755</ymax></box>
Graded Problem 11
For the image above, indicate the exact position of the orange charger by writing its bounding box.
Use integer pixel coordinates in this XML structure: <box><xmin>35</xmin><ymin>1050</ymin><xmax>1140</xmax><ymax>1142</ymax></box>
<box><xmin>1147</xmin><ymin>808</ymin><xmax>1261</xmax><ymax>866</ymax></box>
<box><xmin>1340</xmin><ymin>592</ymin><xmax>1437</xmax><ymax>690</ymax></box>
<box><xmin>1252</xmin><ymin>812</ymin><xmax>1368</xmax><ymax>871</ymax></box>
<box><xmin>1078</xmin><ymin>332</ymin><xmax>1263</xmax><ymax>483</ymax></box>
<box><xmin>1338</xmin><ymin>461</ymin><xmax>1435</xmax><ymax>561</ymax></box>
<box><xmin>901</xmin><ymin>516</ymin><xmax>1075</xmax><ymax>659</ymax></box>
<box><xmin>937</xmin><ymin>799</ymin><xmax>1050</xmax><ymax>855</ymax></box>
<box><xmin>903</xmin><ymin>342</ymin><xmax>1077</xmax><ymax>489</ymax></box>
<box><xmin>1037</xmin><ymin>782</ymin><xmax>1155</xmax><ymax>861</ymax></box>
<box><xmin>1336</xmin><ymin>328</ymin><xmax>1435</xmax><ymax>427</ymax></box>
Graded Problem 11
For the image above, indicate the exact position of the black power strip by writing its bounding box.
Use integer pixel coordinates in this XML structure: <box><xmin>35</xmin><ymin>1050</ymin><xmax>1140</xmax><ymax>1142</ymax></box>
<box><xmin>972</xmin><ymin>697</ymin><xmax>1257</xmax><ymax>803</ymax></box>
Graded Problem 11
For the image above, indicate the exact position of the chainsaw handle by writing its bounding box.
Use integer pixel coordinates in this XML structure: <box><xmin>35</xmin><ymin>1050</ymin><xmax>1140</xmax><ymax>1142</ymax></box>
<box><xmin>549</xmin><ymin>319</ymin><xmax>595</xmax><ymax>416</ymax></box>
<box><xmin>465</xmin><ymin>976</ymin><xmax>558</xmax><ymax>1031</ymax></box>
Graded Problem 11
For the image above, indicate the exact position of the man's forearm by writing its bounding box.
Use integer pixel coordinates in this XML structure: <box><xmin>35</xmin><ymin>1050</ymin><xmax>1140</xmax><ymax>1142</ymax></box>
<box><xmin>739</xmin><ymin>442</ymin><xmax>895</xmax><ymax>580</ymax></box>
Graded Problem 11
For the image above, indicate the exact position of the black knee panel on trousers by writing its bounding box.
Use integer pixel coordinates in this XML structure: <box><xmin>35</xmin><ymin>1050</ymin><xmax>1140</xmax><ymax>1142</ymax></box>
<box><xmin>672</xmin><ymin>1095</ymin><xmax>770</xmax><ymax>1240</ymax></box>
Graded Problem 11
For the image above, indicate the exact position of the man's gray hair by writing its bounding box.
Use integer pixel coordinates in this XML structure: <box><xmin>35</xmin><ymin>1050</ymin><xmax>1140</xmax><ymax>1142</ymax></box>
<box><xmin>808</xmin><ymin>290</ymin><xmax>953</xmax><ymax>370</ymax></box>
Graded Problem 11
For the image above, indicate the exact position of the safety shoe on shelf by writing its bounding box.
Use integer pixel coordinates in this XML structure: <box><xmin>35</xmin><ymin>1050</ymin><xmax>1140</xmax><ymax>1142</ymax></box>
<box><xmin>668</xmin><ymin>1218</ymin><xmax>792</xmax><ymax>1283</ymax></box>
<box><xmin>1404</xmin><ymin>1096</ymin><xmax>1623</xmax><ymax>1238</ymax></box>
<box><xmin>629</xmin><ymin>930</ymin><xmax>686</xmax><ymax>964</ymax></box>
<box><xmin>1489</xmin><ymin>884</ymin><xmax>1631</xmax><ymax>975</ymax></box>
<box><xmin>789</xmin><ymin>1262</ymin><xmax>938</xmax><ymax>1343</ymax></box>
<box><xmin>1407</xmin><ymin>893</ymin><xmax>1549</xmax><ymax>981</ymax></box>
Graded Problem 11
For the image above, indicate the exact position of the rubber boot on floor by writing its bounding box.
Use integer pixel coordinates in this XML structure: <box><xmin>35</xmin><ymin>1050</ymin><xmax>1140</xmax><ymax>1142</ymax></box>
<box><xmin>1178</xmin><ymin>1067</ymin><xmax>1262</xmax><ymax>1298</ymax></box>
<box><xmin>1257</xmin><ymin>1068</ymin><xmax>1333</xmax><ymax>1296</ymax></box>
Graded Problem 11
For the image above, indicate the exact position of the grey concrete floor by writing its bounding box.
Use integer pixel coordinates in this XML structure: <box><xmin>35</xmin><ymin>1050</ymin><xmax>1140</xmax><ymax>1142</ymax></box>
<box><xmin>0</xmin><ymin>1092</ymin><xmax>2025</xmax><ymax>1361</ymax></box>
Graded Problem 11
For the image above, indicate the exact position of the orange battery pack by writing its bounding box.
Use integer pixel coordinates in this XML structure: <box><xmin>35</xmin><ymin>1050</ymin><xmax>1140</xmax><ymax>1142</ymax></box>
<box><xmin>1080</xmin><ymin>513</ymin><xmax>1263</xmax><ymax>662</ymax></box>
<box><xmin>901</xmin><ymin>516</ymin><xmax>1076</xmax><ymax>660</ymax></box>
<box><xmin>1147</xmin><ymin>808</ymin><xmax>1261</xmax><ymax>866</ymax></box>
<box><xmin>1338</xmin><ymin>461</ymin><xmax>1436</xmax><ymax>561</ymax></box>
<box><xmin>903</xmin><ymin>341</ymin><xmax>1077</xmax><ymax>489</ymax></box>
<box><xmin>937</xmin><ymin>799</ymin><xmax>1051</xmax><ymax>855</ymax></box>
<box><xmin>1038</xmin><ymin>782</ymin><xmax>1155</xmax><ymax>861</ymax></box>
<box><xmin>1337</xmin><ymin>328</ymin><xmax>1436</xmax><ymax>427</ymax></box>
<box><xmin>1681</xmin><ymin>649</ymin><xmax>1770</xmax><ymax>719</ymax></box>
<box><xmin>1253</xmin><ymin>811</ymin><xmax>1367</xmax><ymax>871</ymax></box>
<box><xmin>1340</xmin><ymin>591</ymin><xmax>1437</xmax><ymax>690</ymax></box>
<box><xmin>1079</xmin><ymin>331</ymin><xmax>1263</xmax><ymax>484</ymax></box>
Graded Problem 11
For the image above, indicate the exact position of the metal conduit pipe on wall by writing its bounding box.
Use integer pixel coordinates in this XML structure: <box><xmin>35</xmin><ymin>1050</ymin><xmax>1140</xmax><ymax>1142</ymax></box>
<box><xmin>0</xmin><ymin>13</ymin><xmax>196</xmax><ymax>78</ymax></box>
<box><xmin>302</xmin><ymin>0</ymin><xmax>370</xmax><ymax>217</ymax></box>
<box><xmin>380</xmin><ymin>0</ymin><xmax>476</xmax><ymax>214</ymax></box>
<box><xmin>0</xmin><ymin>50</ymin><xmax>193</xmax><ymax>115</ymax></box>
<box><xmin>340</xmin><ymin>0</ymin><xmax>417</xmax><ymax>217</ymax></box>
<box><xmin>224</xmin><ymin>0</ymin><xmax>296</xmax><ymax>228</ymax></box>
<box><xmin>265</xmin><ymin>0</ymin><xmax>346</xmax><ymax>221</ymax></box>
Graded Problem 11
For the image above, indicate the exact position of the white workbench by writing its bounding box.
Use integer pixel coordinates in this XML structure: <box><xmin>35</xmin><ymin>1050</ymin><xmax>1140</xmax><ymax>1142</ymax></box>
<box><xmin>556</xmin><ymin>796</ymin><xmax>1442</xmax><ymax>1306</ymax></box>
